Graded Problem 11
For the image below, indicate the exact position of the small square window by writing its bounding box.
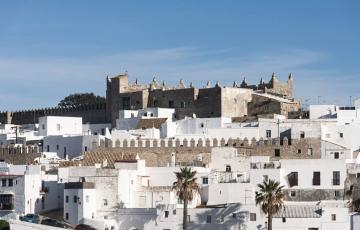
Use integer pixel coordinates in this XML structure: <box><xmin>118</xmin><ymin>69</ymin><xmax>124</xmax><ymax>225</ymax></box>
<box><xmin>275</xmin><ymin>149</ymin><xmax>280</xmax><ymax>157</ymax></box>
<box><xmin>331</xmin><ymin>214</ymin><xmax>336</xmax><ymax>221</ymax></box>
<box><xmin>334</xmin><ymin>190</ymin><xmax>340</xmax><ymax>197</ymax></box>
<box><xmin>300</xmin><ymin>131</ymin><xmax>305</xmax><ymax>139</ymax></box>
<box><xmin>297</xmin><ymin>149</ymin><xmax>302</xmax><ymax>154</ymax></box>
<box><xmin>266</xmin><ymin>130</ymin><xmax>272</xmax><ymax>138</ymax></box>
<box><xmin>165</xmin><ymin>211</ymin><xmax>169</xmax><ymax>218</ymax></box>
<box><xmin>282</xmin><ymin>217</ymin><xmax>286</xmax><ymax>222</ymax></box>
<box><xmin>206</xmin><ymin>215</ymin><xmax>211</xmax><ymax>223</ymax></box>
<box><xmin>202</xmin><ymin>177</ymin><xmax>208</xmax><ymax>184</ymax></box>
<box><xmin>250</xmin><ymin>213</ymin><xmax>256</xmax><ymax>221</ymax></box>
<box><xmin>339</xmin><ymin>133</ymin><xmax>344</xmax><ymax>138</ymax></box>
<box><xmin>232</xmin><ymin>213</ymin><xmax>237</xmax><ymax>218</ymax></box>
<box><xmin>290</xmin><ymin>191</ymin><xmax>296</xmax><ymax>197</ymax></box>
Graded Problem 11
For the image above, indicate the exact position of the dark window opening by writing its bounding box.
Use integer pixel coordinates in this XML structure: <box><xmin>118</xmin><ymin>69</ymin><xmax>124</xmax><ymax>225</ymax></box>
<box><xmin>275</xmin><ymin>149</ymin><xmax>280</xmax><ymax>157</ymax></box>
<box><xmin>168</xmin><ymin>100</ymin><xmax>175</xmax><ymax>108</ymax></box>
<box><xmin>288</xmin><ymin>172</ymin><xmax>298</xmax><ymax>187</ymax></box>
<box><xmin>122</xmin><ymin>97</ymin><xmax>131</xmax><ymax>110</ymax></box>
<box><xmin>313</xmin><ymin>172</ymin><xmax>320</xmax><ymax>186</ymax></box>
<box><xmin>333</xmin><ymin>171</ymin><xmax>340</xmax><ymax>185</ymax></box>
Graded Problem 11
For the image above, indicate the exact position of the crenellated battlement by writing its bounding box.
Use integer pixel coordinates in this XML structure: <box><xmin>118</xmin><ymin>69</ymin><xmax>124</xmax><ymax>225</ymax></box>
<box><xmin>0</xmin><ymin>103</ymin><xmax>107</xmax><ymax>125</ymax></box>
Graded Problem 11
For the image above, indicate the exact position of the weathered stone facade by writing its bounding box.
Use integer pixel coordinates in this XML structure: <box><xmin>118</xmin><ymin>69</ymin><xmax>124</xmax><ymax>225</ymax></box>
<box><xmin>284</xmin><ymin>189</ymin><xmax>345</xmax><ymax>202</ymax></box>
<box><xmin>1</xmin><ymin>73</ymin><xmax>300</xmax><ymax>126</ymax></box>
<box><xmin>0</xmin><ymin>103</ymin><xmax>107</xmax><ymax>125</ymax></box>
<box><xmin>73</xmin><ymin>137</ymin><xmax>321</xmax><ymax>168</ymax></box>
<box><xmin>106</xmin><ymin>73</ymin><xmax>300</xmax><ymax>126</ymax></box>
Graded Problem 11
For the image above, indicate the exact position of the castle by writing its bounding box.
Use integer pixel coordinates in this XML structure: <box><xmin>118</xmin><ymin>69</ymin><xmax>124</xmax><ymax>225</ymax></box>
<box><xmin>0</xmin><ymin>73</ymin><xmax>301</xmax><ymax>126</ymax></box>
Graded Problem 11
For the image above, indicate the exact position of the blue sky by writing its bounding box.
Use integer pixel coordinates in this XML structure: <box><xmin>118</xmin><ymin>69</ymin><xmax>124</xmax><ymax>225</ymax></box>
<box><xmin>0</xmin><ymin>0</ymin><xmax>359</xmax><ymax>110</ymax></box>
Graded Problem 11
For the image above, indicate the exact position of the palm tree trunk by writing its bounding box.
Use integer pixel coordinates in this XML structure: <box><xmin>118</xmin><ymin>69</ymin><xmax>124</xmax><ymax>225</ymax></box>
<box><xmin>267</xmin><ymin>213</ymin><xmax>272</xmax><ymax>230</ymax></box>
<box><xmin>183</xmin><ymin>199</ymin><xmax>188</xmax><ymax>230</ymax></box>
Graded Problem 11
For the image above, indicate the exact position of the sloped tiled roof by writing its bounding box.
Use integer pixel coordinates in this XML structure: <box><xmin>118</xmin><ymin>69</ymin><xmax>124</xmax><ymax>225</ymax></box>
<box><xmin>274</xmin><ymin>205</ymin><xmax>322</xmax><ymax>218</ymax></box>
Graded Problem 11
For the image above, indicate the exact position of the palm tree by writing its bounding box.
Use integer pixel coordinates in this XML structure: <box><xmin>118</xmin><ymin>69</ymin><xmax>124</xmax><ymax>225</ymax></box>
<box><xmin>172</xmin><ymin>167</ymin><xmax>199</xmax><ymax>230</ymax></box>
<box><xmin>255</xmin><ymin>179</ymin><xmax>284</xmax><ymax>230</ymax></box>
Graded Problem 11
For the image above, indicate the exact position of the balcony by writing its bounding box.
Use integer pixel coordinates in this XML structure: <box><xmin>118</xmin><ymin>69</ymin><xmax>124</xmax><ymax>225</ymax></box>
<box><xmin>250</xmin><ymin>162</ymin><xmax>281</xmax><ymax>169</ymax></box>
<box><xmin>216</xmin><ymin>172</ymin><xmax>250</xmax><ymax>183</ymax></box>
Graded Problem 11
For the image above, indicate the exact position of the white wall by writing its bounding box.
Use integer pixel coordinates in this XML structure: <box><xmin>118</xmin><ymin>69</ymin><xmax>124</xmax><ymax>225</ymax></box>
<box><xmin>38</xmin><ymin>116</ymin><xmax>82</xmax><ymax>136</ymax></box>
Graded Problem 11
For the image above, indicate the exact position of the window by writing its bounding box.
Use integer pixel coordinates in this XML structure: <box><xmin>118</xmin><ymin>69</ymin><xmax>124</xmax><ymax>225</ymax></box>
<box><xmin>180</xmin><ymin>101</ymin><xmax>186</xmax><ymax>108</ymax></box>
<box><xmin>313</xmin><ymin>172</ymin><xmax>321</xmax><ymax>186</ymax></box>
<box><xmin>46</xmin><ymin>145</ymin><xmax>50</xmax><ymax>152</ymax></box>
<box><xmin>150</xmin><ymin>113</ymin><xmax>154</xmax><ymax>117</ymax></box>
<box><xmin>334</xmin><ymin>152</ymin><xmax>339</xmax><ymax>159</ymax></box>
<box><xmin>165</xmin><ymin>211</ymin><xmax>169</xmax><ymax>218</ymax></box>
<box><xmin>290</xmin><ymin>191</ymin><xmax>296</xmax><ymax>197</ymax></box>
<box><xmin>65</xmin><ymin>213</ymin><xmax>69</xmax><ymax>220</ymax></box>
<box><xmin>104</xmin><ymin>216</ymin><xmax>108</xmax><ymax>220</ymax></box>
<box><xmin>8</xmin><ymin>179</ymin><xmax>13</xmax><ymax>187</ymax></box>
<box><xmin>65</xmin><ymin>196</ymin><xmax>69</xmax><ymax>203</ymax></box>
<box><xmin>288</xmin><ymin>172</ymin><xmax>298</xmax><ymax>187</ymax></box>
<box><xmin>122</xmin><ymin>97</ymin><xmax>131</xmax><ymax>109</ymax></box>
<box><xmin>300</xmin><ymin>131</ymin><xmax>305</xmax><ymax>139</ymax></box>
<box><xmin>333</xmin><ymin>171</ymin><xmax>340</xmax><ymax>185</ymax></box>
<box><xmin>56</xmin><ymin>145</ymin><xmax>59</xmax><ymax>150</ymax></box>
<box><xmin>173</xmin><ymin>209</ymin><xmax>177</xmax><ymax>215</ymax></box>
<box><xmin>206</xmin><ymin>215</ymin><xmax>211</xmax><ymax>223</ymax></box>
<box><xmin>104</xmin><ymin>199</ymin><xmax>108</xmax><ymax>206</ymax></box>
<box><xmin>42</xmin><ymin>124</ymin><xmax>45</xmax><ymax>130</ymax></box>
<box><xmin>339</xmin><ymin>133</ymin><xmax>344</xmax><ymax>138</ymax></box>
<box><xmin>282</xmin><ymin>217</ymin><xmax>286</xmax><ymax>223</ymax></box>
<box><xmin>225</xmin><ymin>165</ymin><xmax>231</xmax><ymax>172</ymax></box>
<box><xmin>56</xmin><ymin>124</ymin><xmax>61</xmax><ymax>131</ymax></box>
<box><xmin>168</xmin><ymin>100</ymin><xmax>175</xmax><ymax>108</ymax></box>
<box><xmin>232</xmin><ymin>213</ymin><xmax>237</xmax><ymax>218</ymax></box>
<box><xmin>2</xmin><ymin>179</ymin><xmax>6</xmax><ymax>187</ymax></box>
<box><xmin>202</xmin><ymin>177</ymin><xmax>208</xmax><ymax>184</ymax></box>
<box><xmin>297</xmin><ymin>149</ymin><xmax>302</xmax><ymax>154</ymax></box>
<box><xmin>200</xmin><ymin>123</ymin><xmax>204</xmax><ymax>128</ymax></box>
<box><xmin>153</xmin><ymin>100</ymin><xmax>158</xmax><ymax>107</ymax></box>
<box><xmin>275</xmin><ymin>149</ymin><xmax>280</xmax><ymax>157</ymax></box>
<box><xmin>334</xmin><ymin>190</ymin><xmax>340</xmax><ymax>197</ymax></box>
<box><xmin>73</xmin><ymin>196</ymin><xmax>77</xmax><ymax>203</ymax></box>
<box><xmin>331</xmin><ymin>214</ymin><xmax>336</xmax><ymax>221</ymax></box>
<box><xmin>111</xmin><ymin>227</ymin><xmax>115</xmax><ymax>230</ymax></box>
<box><xmin>266</xmin><ymin>130</ymin><xmax>272</xmax><ymax>138</ymax></box>
<box><xmin>177</xmin><ymin>198</ymin><xmax>183</xmax><ymax>204</ymax></box>
<box><xmin>250</xmin><ymin>213</ymin><xmax>256</xmax><ymax>221</ymax></box>
<box><xmin>308</xmin><ymin>148</ymin><xmax>313</xmax><ymax>156</ymax></box>
<box><xmin>84</xmin><ymin>146</ymin><xmax>88</xmax><ymax>152</ymax></box>
<box><xmin>101</xmin><ymin>128</ymin><xmax>105</xmax><ymax>135</ymax></box>
<box><xmin>86</xmin><ymin>195</ymin><xmax>89</xmax><ymax>203</ymax></box>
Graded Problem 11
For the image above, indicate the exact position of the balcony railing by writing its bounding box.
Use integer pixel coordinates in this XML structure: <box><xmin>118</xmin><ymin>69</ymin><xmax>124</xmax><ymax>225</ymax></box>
<box><xmin>216</xmin><ymin>172</ymin><xmax>250</xmax><ymax>183</ymax></box>
<box><xmin>250</xmin><ymin>162</ymin><xmax>281</xmax><ymax>169</ymax></box>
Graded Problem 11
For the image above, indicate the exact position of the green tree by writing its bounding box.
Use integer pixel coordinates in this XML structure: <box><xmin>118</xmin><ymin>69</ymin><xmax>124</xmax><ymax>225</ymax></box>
<box><xmin>255</xmin><ymin>179</ymin><xmax>284</xmax><ymax>230</ymax></box>
<box><xmin>172</xmin><ymin>167</ymin><xmax>199</xmax><ymax>230</ymax></box>
<box><xmin>0</xmin><ymin>220</ymin><xmax>9</xmax><ymax>230</ymax></box>
<box><xmin>58</xmin><ymin>93</ymin><xmax>105</xmax><ymax>107</ymax></box>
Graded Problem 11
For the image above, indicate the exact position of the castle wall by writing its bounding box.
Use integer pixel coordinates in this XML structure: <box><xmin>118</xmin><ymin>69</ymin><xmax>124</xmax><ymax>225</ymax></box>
<box><xmin>0</xmin><ymin>103</ymin><xmax>107</xmax><ymax>125</ymax></box>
